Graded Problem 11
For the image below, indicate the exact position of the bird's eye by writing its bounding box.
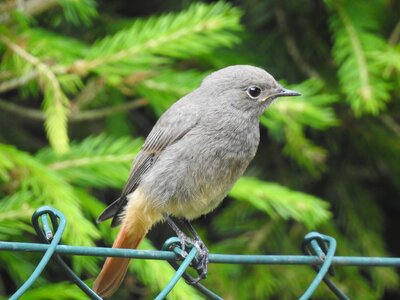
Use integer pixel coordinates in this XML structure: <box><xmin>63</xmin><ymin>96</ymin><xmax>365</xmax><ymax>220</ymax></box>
<box><xmin>246</xmin><ymin>86</ymin><xmax>262</xmax><ymax>99</ymax></box>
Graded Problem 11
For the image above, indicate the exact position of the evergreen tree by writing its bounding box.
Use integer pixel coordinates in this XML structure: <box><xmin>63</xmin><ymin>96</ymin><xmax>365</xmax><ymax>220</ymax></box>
<box><xmin>0</xmin><ymin>0</ymin><xmax>399</xmax><ymax>299</ymax></box>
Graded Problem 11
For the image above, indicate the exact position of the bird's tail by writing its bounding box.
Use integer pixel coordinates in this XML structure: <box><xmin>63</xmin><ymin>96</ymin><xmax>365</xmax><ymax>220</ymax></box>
<box><xmin>92</xmin><ymin>220</ymin><xmax>149</xmax><ymax>298</ymax></box>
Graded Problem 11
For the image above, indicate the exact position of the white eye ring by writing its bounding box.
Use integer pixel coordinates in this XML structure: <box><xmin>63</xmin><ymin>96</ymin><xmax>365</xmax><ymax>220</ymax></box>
<box><xmin>246</xmin><ymin>86</ymin><xmax>262</xmax><ymax>99</ymax></box>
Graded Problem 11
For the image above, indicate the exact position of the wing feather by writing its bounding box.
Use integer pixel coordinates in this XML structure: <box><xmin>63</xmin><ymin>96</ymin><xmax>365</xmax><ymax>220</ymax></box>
<box><xmin>97</xmin><ymin>106</ymin><xmax>199</xmax><ymax>226</ymax></box>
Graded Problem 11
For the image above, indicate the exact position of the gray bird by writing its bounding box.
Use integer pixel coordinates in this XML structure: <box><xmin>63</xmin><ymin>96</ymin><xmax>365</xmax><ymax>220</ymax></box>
<box><xmin>93</xmin><ymin>65</ymin><xmax>300</xmax><ymax>297</ymax></box>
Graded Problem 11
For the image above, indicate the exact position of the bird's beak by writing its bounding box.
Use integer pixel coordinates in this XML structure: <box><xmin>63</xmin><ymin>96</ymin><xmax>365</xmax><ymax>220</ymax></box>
<box><xmin>276</xmin><ymin>88</ymin><xmax>301</xmax><ymax>97</ymax></box>
<box><xmin>261</xmin><ymin>88</ymin><xmax>301</xmax><ymax>102</ymax></box>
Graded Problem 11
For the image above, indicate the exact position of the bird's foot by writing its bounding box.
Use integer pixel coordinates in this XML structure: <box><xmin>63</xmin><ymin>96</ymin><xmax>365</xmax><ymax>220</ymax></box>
<box><xmin>177</xmin><ymin>232</ymin><xmax>195</xmax><ymax>258</ymax></box>
<box><xmin>164</xmin><ymin>215</ymin><xmax>209</xmax><ymax>283</ymax></box>
<box><xmin>190</xmin><ymin>239</ymin><xmax>209</xmax><ymax>283</ymax></box>
<box><xmin>175</xmin><ymin>234</ymin><xmax>209</xmax><ymax>283</ymax></box>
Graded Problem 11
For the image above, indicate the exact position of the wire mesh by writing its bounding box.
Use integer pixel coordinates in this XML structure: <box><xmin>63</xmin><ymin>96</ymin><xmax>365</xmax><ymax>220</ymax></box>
<box><xmin>1</xmin><ymin>206</ymin><xmax>400</xmax><ymax>299</ymax></box>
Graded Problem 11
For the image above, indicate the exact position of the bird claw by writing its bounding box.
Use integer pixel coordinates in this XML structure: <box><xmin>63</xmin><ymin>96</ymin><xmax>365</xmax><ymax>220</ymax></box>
<box><xmin>176</xmin><ymin>236</ymin><xmax>209</xmax><ymax>283</ymax></box>
<box><xmin>164</xmin><ymin>216</ymin><xmax>209</xmax><ymax>282</ymax></box>
<box><xmin>177</xmin><ymin>233</ymin><xmax>194</xmax><ymax>258</ymax></box>
<box><xmin>190</xmin><ymin>240</ymin><xmax>209</xmax><ymax>282</ymax></box>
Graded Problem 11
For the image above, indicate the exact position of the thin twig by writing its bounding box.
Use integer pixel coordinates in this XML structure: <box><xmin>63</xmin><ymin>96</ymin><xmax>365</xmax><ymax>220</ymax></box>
<box><xmin>72</xmin><ymin>78</ymin><xmax>104</xmax><ymax>110</ymax></box>
<box><xmin>69</xmin><ymin>98</ymin><xmax>148</xmax><ymax>121</ymax></box>
<box><xmin>274</xmin><ymin>5</ymin><xmax>321</xmax><ymax>79</ymax></box>
<box><xmin>381</xmin><ymin>115</ymin><xmax>400</xmax><ymax>137</ymax></box>
<box><xmin>0</xmin><ymin>66</ymin><xmax>66</xmax><ymax>93</ymax></box>
<box><xmin>0</xmin><ymin>70</ymin><xmax>39</xmax><ymax>93</ymax></box>
<box><xmin>0</xmin><ymin>98</ymin><xmax>148</xmax><ymax>122</ymax></box>
<box><xmin>0</xmin><ymin>98</ymin><xmax>44</xmax><ymax>120</ymax></box>
<box><xmin>0</xmin><ymin>34</ymin><xmax>67</xmax><ymax>109</ymax></box>
<box><xmin>48</xmin><ymin>154</ymin><xmax>134</xmax><ymax>170</ymax></box>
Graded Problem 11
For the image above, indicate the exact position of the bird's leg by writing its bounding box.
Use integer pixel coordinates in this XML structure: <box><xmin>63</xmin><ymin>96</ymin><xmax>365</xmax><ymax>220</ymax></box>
<box><xmin>179</xmin><ymin>219</ymin><xmax>209</xmax><ymax>282</ymax></box>
<box><xmin>164</xmin><ymin>216</ymin><xmax>209</xmax><ymax>282</ymax></box>
<box><xmin>164</xmin><ymin>216</ymin><xmax>195</xmax><ymax>256</ymax></box>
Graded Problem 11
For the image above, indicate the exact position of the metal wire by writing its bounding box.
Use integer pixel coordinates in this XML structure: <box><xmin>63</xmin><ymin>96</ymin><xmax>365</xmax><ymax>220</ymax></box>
<box><xmin>162</xmin><ymin>237</ymin><xmax>224</xmax><ymax>300</ymax></box>
<box><xmin>9</xmin><ymin>206</ymin><xmax>66</xmax><ymax>300</ymax></box>
<box><xmin>1</xmin><ymin>206</ymin><xmax>400</xmax><ymax>299</ymax></box>
<box><xmin>155</xmin><ymin>246</ymin><xmax>198</xmax><ymax>300</ymax></box>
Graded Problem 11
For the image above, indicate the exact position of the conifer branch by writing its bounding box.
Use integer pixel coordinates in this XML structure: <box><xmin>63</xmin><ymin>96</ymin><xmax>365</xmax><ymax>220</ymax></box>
<box><xmin>333</xmin><ymin>0</ymin><xmax>372</xmax><ymax>103</ymax></box>
<box><xmin>0</xmin><ymin>35</ymin><xmax>70</xmax><ymax>153</ymax></box>
<box><xmin>0</xmin><ymin>97</ymin><xmax>148</xmax><ymax>122</ymax></box>
<box><xmin>73</xmin><ymin>20</ymin><xmax>225</xmax><ymax>74</ymax></box>
<box><xmin>0</xmin><ymin>35</ymin><xmax>50</xmax><ymax>72</ymax></box>
<box><xmin>71</xmin><ymin>3</ymin><xmax>241</xmax><ymax>75</ymax></box>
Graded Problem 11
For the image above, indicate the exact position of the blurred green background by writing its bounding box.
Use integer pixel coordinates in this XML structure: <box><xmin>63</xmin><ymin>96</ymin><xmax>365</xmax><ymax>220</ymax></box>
<box><xmin>0</xmin><ymin>0</ymin><xmax>399</xmax><ymax>299</ymax></box>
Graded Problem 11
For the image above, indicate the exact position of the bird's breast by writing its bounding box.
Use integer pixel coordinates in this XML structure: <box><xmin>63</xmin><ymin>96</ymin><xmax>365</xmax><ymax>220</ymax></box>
<box><xmin>140</xmin><ymin>116</ymin><xmax>260</xmax><ymax>219</ymax></box>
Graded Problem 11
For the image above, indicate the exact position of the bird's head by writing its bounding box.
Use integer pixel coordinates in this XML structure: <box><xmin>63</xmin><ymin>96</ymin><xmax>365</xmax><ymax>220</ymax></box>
<box><xmin>200</xmin><ymin>65</ymin><xmax>301</xmax><ymax>116</ymax></box>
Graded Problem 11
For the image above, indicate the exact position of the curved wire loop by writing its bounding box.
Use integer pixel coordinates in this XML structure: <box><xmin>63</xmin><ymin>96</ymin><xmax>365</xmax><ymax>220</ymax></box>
<box><xmin>12</xmin><ymin>206</ymin><xmax>103</xmax><ymax>300</ymax></box>
<box><xmin>155</xmin><ymin>243</ymin><xmax>198</xmax><ymax>300</ymax></box>
<box><xmin>300</xmin><ymin>232</ymin><xmax>350</xmax><ymax>300</ymax></box>
<box><xmin>161</xmin><ymin>237</ymin><xmax>224</xmax><ymax>300</ymax></box>
<box><xmin>35</xmin><ymin>212</ymin><xmax>103</xmax><ymax>300</ymax></box>
<box><xmin>10</xmin><ymin>206</ymin><xmax>67</xmax><ymax>299</ymax></box>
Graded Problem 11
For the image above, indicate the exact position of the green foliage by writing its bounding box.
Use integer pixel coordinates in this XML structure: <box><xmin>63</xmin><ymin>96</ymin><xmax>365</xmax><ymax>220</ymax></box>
<box><xmin>230</xmin><ymin>177</ymin><xmax>331</xmax><ymax>229</ymax></box>
<box><xmin>83</xmin><ymin>2</ymin><xmax>242</xmax><ymax>77</ymax></box>
<box><xmin>36</xmin><ymin>134</ymin><xmax>143</xmax><ymax>188</ymax></box>
<box><xmin>0</xmin><ymin>0</ymin><xmax>399</xmax><ymax>299</ymax></box>
<box><xmin>136</xmin><ymin>69</ymin><xmax>206</xmax><ymax>114</ymax></box>
<box><xmin>57</xmin><ymin>0</ymin><xmax>98</xmax><ymax>26</ymax></box>
<box><xmin>18</xmin><ymin>281</ymin><xmax>88</xmax><ymax>300</ymax></box>
<box><xmin>0</xmin><ymin>193</ymin><xmax>34</xmax><ymax>240</ymax></box>
<box><xmin>0</xmin><ymin>35</ymin><xmax>72</xmax><ymax>154</ymax></box>
<box><xmin>326</xmin><ymin>0</ymin><xmax>393</xmax><ymax>116</ymax></box>
<box><xmin>0</xmin><ymin>144</ymin><xmax>100</xmax><ymax>273</ymax></box>
<box><xmin>262</xmin><ymin>78</ymin><xmax>339</xmax><ymax>173</ymax></box>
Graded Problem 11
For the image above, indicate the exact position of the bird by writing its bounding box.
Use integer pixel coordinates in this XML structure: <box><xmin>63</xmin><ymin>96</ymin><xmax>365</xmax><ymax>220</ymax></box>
<box><xmin>92</xmin><ymin>65</ymin><xmax>300</xmax><ymax>298</ymax></box>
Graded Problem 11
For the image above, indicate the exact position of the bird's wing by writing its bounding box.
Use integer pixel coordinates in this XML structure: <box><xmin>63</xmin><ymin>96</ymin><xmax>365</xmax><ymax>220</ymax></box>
<box><xmin>97</xmin><ymin>107</ymin><xmax>199</xmax><ymax>226</ymax></box>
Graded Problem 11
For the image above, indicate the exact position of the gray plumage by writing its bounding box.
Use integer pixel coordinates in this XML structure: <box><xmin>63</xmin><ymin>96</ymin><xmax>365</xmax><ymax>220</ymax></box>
<box><xmin>98</xmin><ymin>65</ymin><xmax>300</xmax><ymax>226</ymax></box>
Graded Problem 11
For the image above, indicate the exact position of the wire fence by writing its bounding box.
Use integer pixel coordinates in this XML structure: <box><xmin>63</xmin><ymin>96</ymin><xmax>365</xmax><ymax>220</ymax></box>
<box><xmin>1</xmin><ymin>206</ymin><xmax>400</xmax><ymax>299</ymax></box>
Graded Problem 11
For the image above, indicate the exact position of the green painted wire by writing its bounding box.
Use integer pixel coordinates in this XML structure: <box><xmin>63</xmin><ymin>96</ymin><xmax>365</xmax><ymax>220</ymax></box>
<box><xmin>304</xmin><ymin>236</ymin><xmax>349</xmax><ymax>300</ymax></box>
<box><xmin>52</xmin><ymin>255</ymin><xmax>103</xmax><ymax>300</ymax></box>
<box><xmin>155</xmin><ymin>246</ymin><xmax>198</xmax><ymax>300</ymax></box>
<box><xmin>161</xmin><ymin>238</ymin><xmax>223</xmax><ymax>300</ymax></box>
<box><xmin>6</xmin><ymin>206</ymin><xmax>400</xmax><ymax>299</ymax></box>
<box><xmin>32</xmin><ymin>208</ymin><xmax>102</xmax><ymax>300</ymax></box>
<box><xmin>3</xmin><ymin>241</ymin><xmax>400</xmax><ymax>267</ymax></box>
<box><xmin>9</xmin><ymin>206</ymin><xmax>66</xmax><ymax>300</ymax></box>
<box><xmin>34</xmin><ymin>212</ymin><xmax>103</xmax><ymax>300</ymax></box>
<box><xmin>167</xmin><ymin>260</ymin><xmax>224</xmax><ymax>300</ymax></box>
<box><xmin>299</xmin><ymin>233</ymin><xmax>337</xmax><ymax>300</ymax></box>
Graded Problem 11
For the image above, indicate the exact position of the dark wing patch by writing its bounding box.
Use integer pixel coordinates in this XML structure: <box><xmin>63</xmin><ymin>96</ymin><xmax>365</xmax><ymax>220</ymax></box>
<box><xmin>97</xmin><ymin>108</ymin><xmax>199</xmax><ymax>227</ymax></box>
<box><xmin>97</xmin><ymin>197</ymin><xmax>121</xmax><ymax>223</ymax></box>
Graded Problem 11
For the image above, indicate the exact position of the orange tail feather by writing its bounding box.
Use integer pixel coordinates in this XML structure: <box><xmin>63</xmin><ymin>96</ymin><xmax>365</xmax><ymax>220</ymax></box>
<box><xmin>92</xmin><ymin>224</ymin><xmax>146</xmax><ymax>298</ymax></box>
